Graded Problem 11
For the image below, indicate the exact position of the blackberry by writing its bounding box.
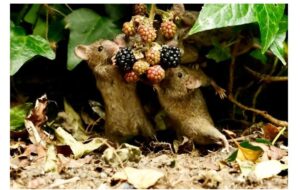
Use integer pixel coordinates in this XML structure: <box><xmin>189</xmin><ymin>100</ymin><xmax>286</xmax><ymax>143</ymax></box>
<box><xmin>124</xmin><ymin>71</ymin><xmax>139</xmax><ymax>83</ymax></box>
<box><xmin>115</xmin><ymin>48</ymin><xmax>136</xmax><ymax>72</ymax></box>
<box><xmin>160</xmin><ymin>46</ymin><xmax>181</xmax><ymax>68</ymax></box>
<box><xmin>122</xmin><ymin>22</ymin><xmax>135</xmax><ymax>36</ymax></box>
<box><xmin>138</xmin><ymin>25</ymin><xmax>157</xmax><ymax>43</ymax></box>
<box><xmin>146</xmin><ymin>65</ymin><xmax>165</xmax><ymax>84</ymax></box>
<box><xmin>134</xmin><ymin>4</ymin><xmax>147</xmax><ymax>15</ymax></box>
<box><xmin>133</xmin><ymin>60</ymin><xmax>150</xmax><ymax>75</ymax></box>
<box><xmin>160</xmin><ymin>21</ymin><xmax>177</xmax><ymax>39</ymax></box>
<box><xmin>145</xmin><ymin>47</ymin><xmax>160</xmax><ymax>65</ymax></box>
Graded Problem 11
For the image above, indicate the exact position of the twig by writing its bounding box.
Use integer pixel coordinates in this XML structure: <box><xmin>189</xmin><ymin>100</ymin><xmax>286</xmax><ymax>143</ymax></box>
<box><xmin>228</xmin><ymin>134</ymin><xmax>258</xmax><ymax>142</ymax></box>
<box><xmin>244</xmin><ymin>66</ymin><xmax>288</xmax><ymax>83</ymax></box>
<box><xmin>44</xmin><ymin>4</ymin><xmax>67</xmax><ymax>17</ymax></box>
<box><xmin>272</xmin><ymin>126</ymin><xmax>286</xmax><ymax>145</ymax></box>
<box><xmin>228</xmin><ymin>40</ymin><xmax>240</xmax><ymax>95</ymax></box>
<box><xmin>65</xmin><ymin>4</ymin><xmax>73</xmax><ymax>11</ymax></box>
<box><xmin>227</xmin><ymin>94</ymin><xmax>288</xmax><ymax>127</ymax></box>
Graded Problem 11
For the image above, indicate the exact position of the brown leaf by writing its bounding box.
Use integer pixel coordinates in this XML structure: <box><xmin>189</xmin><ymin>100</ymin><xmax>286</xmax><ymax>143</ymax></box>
<box><xmin>263</xmin><ymin>123</ymin><xmax>280</xmax><ymax>140</ymax></box>
<box><xmin>27</xmin><ymin>94</ymin><xmax>48</xmax><ymax>127</ymax></box>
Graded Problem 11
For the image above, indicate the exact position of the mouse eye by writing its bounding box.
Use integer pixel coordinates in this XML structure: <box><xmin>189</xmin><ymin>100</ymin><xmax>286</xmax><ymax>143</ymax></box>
<box><xmin>97</xmin><ymin>45</ymin><xmax>103</xmax><ymax>52</ymax></box>
<box><xmin>177</xmin><ymin>72</ymin><xmax>183</xmax><ymax>78</ymax></box>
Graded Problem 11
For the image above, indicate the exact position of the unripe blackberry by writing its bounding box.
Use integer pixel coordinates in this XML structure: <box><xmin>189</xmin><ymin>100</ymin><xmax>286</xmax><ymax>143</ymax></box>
<box><xmin>146</xmin><ymin>65</ymin><xmax>165</xmax><ymax>84</ymax></box>
<box><xmin>134</xmin><ymin>4</ymin><xmax>147</xmax><ymax>16</ymax></box>
<box><xmin>124</xmin><ymin>71</ymin><xmax>139</xmax><ymax>83</ymax></box>
<box><xmin>145</xmin><ymin>47</ymin><xmax>160</xmax><ymax>65</ymax></box>
<box><xmin>122</xmin><ymin>22</ymin><xmax>135</xmax><ymax>36</ymax></box>
<box><xmin>160</xmin><ymin>21</ymin><xmax>177</xmax><ymax>39</ymax></box>
<box><xmin>115</xmin><ymin>48</ymin><xmax>136</xmax><ymax>72</ymax></box>
<box><xmin>138</xmin><ymin>25</ymin><xmax>157</xmax><ymax>43</ymax></box>
<box><xmin>133</xmin><ymin>60</ymin><xmax>150</xmax><ymax>75</ymax></box>
<box><xmin>160</xmin><ymin>46</ymin><xmax>181</xmax><ymax>68</ymax></box>
<box><xmin>132</xmin><ymin>15</ymin><xmax>145</xmax><ymax>28</ymax></box>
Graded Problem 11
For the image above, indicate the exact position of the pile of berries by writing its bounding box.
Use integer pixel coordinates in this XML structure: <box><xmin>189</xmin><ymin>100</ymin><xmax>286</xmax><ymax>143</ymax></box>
<box><xmin>115</xmin><ymin>4</ymin><xmax>182</xmax><ymax>84</ymax></box>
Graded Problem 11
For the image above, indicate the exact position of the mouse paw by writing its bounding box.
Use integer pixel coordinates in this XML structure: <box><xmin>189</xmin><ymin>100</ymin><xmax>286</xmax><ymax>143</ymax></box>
<box><xmin>215</xmin><ymin>87</ymin><xmax>227</xmax><ymax>99</ymax></box>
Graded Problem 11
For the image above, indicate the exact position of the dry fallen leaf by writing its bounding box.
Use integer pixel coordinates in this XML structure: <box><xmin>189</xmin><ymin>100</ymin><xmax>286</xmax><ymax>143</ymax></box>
<box><xmin>55</xmin><ymin>127</ymin><xmax>106</xmax><ymax>158</ymax></box>
<box><xmin>124</xmin><ymin>167</ymin><xmax>164</xmax><ymax>189</ymax></box>
<box><xmin>254</xmin><ymin>160</ymin><xmax>287</xmax><ymax>179</ymax></box>
<box><xmin>263</xmin><ymin>123</ymin><xmax>280</xmax><ymax>141</ymax></box>
<box><xmin>44</xmin><ymin>145</ymin><xmax>58</xmax><ymax>172</ymax></box>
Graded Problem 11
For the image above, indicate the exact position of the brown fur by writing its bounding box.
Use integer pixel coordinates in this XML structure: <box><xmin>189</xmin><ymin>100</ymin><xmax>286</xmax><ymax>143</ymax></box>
<box><xmin>154</xmin><ymin>66</ymin><xmax>228</xmax><ymax>148</ymax></box>
<box><xmin>75</xmin><ymin>39</ymin><xmax>154</xmax><ymax>142</ymax></box>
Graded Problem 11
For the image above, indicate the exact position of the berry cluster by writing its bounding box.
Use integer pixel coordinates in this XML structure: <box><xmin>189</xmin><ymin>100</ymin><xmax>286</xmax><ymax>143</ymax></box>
<box><xmin>114</xmin><ymin>4</ymin><xmax>183</xmax><ymax>84</ymax></box>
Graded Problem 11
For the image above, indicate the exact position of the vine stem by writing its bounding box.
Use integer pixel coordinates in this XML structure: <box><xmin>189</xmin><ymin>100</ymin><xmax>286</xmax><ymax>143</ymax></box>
<box><xmin>149</xmin><ymin>4</ymin><xmax>156</xmax><ymax>23</ymax></box>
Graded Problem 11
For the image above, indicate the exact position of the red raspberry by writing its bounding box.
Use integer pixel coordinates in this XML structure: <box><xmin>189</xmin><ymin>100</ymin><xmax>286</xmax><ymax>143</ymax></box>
<box><xmin>138</xmin><ymin>25</ymin><xmax>157</xmax><ymax>43</ymax></box>
<box><xmin>146</xmin><ymin>65</ymin><xmax>165</xmax><ymax>84</ymax></box>
<box><xmin>145</xmin><ymin>47</ymin><xmax>160</xmax><ymax>65</ymax></box>
<box><xmin>133</xmin><ymin>60</ymin><xmax>150</xmax><ymax>75</ymax></box>
<box><xmin>124</xmin><ymin>71</ymin><xmax>139</xmax><ymax>83</ymax></box>
<box><xmin>122</xmin><ymin>22</ymin><xmax>135</xmax><ymax>36</ymax></box>
<box><xmin>134</xmin><ymin>4</ymin><xmax>147</xmax><ymax>15</ymax></box>
<box><xmin>160</xmin><ymin>21</ymin><xmax>177</xmax><ymax>39</ymax></box>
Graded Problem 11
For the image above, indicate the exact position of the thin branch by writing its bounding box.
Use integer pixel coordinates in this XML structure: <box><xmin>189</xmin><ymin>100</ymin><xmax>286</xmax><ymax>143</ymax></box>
<box><xmin>65</xmin><ymin>4</ymin><xmax>73</xmax><ymax>12</ymax></box>
<box><xmin>228</xmin><ymin>40</ymin><xmax>240</xmax><ymax>95</ymax></box>
<box><xmin>227</xmin><ymin>94</ymin><xmax>288</xmax><ymax>127</ymax></box>
<box><xmin>244</xmin><ymin>66</ymin><xmax>288</xmax><ymax>83</ymax></box>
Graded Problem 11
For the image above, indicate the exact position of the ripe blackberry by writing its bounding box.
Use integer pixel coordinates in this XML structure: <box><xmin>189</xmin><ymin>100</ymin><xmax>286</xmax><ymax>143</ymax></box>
<box><xmin>160</xmin><ymin>46</ymin><xmax>181</xmax><ymax>68</ymax></box>
<box><xmin>122</xmin><ymin>22</ymin><xmax>135</xmax><ymax>36</ymax></box>
<box><xmin>115</xmin><ymin>48</ymin><xmax>136</xmax><ymax>72</ymax></box>
<box><xmin>138</xmin><ymin>25</ymin><xmax>157</xmax><ymax>43</ymax></box>
<box><xmin>146</xmin><ymin>65</ymin><xmax>165</xmax><ymax>84</ymax></box>
<box><xmin>160</xmin><ymin>21</ymin><xmax>177</xmax><ymax>39</ymax></box>
<box><xmin>145</xmin><ymin>47</ymin><xmax>160</xmax><ymax>65</ymax></box>
<box><xmin>133</xmin><ymin>60</ymin><xmax>150</xmax><ymax>75</ymax></box>
<box><xmin>124</xmin><ymin>71</ymin><xmax>139</xmax><ymax>83</ymax></box>
<box><xmin>134</xmin><ymin>4</ymin><xmax>147</xmax><ymax>15</ymax></box>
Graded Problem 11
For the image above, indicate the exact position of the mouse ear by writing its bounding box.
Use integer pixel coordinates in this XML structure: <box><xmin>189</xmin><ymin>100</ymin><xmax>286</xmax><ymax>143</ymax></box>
<box><xmin>74</xmin><ymin>45</ymin><xmax>89</xmax><ymax>60</ymax></box>
<box><xmin>186</xmin><ymin>76</ymin><xmax>201</xmax><ymax>89</ymax></box>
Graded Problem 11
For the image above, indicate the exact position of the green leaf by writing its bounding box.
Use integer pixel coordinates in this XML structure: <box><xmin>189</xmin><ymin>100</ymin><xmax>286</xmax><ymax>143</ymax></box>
<box><xmin>189</xmin><ymin>4</ymin><xmax>256</xmax><ymax>35</ymax></box>
<box><xmin>240</xmin><ymin>140</ymin><xmax>263</xmax><ymax>151</ymax></box>
<box><xmin>227</xmin><ymin>150</ymin><xmax>238</xmax><ymax>162</ymax></box>
<box><xmin>250</xmin><ymin>49</ymin><xmax>267</xmax><ymax>64</ymax></box>
<box><xmin>65</xmin><ymin>8</ymin><xmax>120</xmax><ymax>70</ymax></box>
<box><xmin>24</xmin><ymin>4</ymin><xmax>41</xmax><ymax>24</ymax></box>
<box><xmin>10</xmin><ymin>103</ymin><xmax>33</xmax><ymax>131</ymax></box>
<box><xmin>105</xmin><ymin>4</ymin><xmax>128</xmax><ymax>21</ymax></box>
<box><xmin>206</xmin><ymin>44</ymin><xmax>231</xmax><ymax>63</ymax></box>
<box><xmin>269</xmin><ymin>15</ymin><xmax>288</xmax><ymax>65</ymax></box>
<box><xmin>10</xmin><ymin>24</ymin><xmax>56</xmax><ymax>75</ymax></box>
<box><xmin>255</xmin><ymin>138</ymin><xmax>272</xmax><ymax>145</ymax></box>
<box><xmin>33</xmin><ymin>17</ymin><xmax>47</xmax><ymax>37</ymax></box>
<box><xmin>254</xmin><ymin>4</ymin><xmax>285</xmax><ymax>53</ymax></box>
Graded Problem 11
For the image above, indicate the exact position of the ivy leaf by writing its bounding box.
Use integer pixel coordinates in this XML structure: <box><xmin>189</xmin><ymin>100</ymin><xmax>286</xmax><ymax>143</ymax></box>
<box><xmin>206</xmin><ymin>44</ymin><xmax>231</xmax><ymax>63</ymax></box>
<box><xmin>105</xmin><ymin>4</ymin><xmax>129</xmax><ymax>22</ymax></box>
<box><xmin>188</xmin><ymin>4</ymin><xmax>256</xmax><ymax>35</ymax></box>
<box><xmin>269</xmin><ymin>15</ymin><xmax>288</xmax><ymax>65</ymax></box>
<box><xmin>65</xmin><ymin>8</ymin><xmax>120</xmax><ymax>70</ymax></box>
<box><xmin>254</xmin><ymin>4</ymin><xmax>285</xmax><ymax>53</ymax></box>
<box><xmin>10</xmin><ymin>23</ymin><xmax>56</xmax><ymax>75</ymax></box>
<box><xmin>250</xmin><ymin>49</ymin><xmax>267</xmax><ymax>64</ymax></box>
<box><xmin>10</xmin><ymin>103</ymin><xmax>33</xmax><ymax>131</ymax></box>
<box><xmin>24</xmin><ymin>4</ymin><xmax>41</xmax><ymax>24</ymax></box>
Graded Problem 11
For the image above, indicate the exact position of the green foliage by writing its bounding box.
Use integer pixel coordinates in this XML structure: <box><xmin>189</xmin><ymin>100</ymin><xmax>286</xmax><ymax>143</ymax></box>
<box><xmin>206</xmin><ymin>43</ymin><xmax>231</xmax><ymax>63</ymax></box>
<box><xmin>255</xmin><ymin>138</ymin><xmax>272</xmax><ymax>145</ymax></box>
<box><xmin>24</xmin><ymin>4</ymin><xmax>41</xmax><ymax>24</ymax></box>
<box><xmin>188</xmin><ymin>4</ymin><xmax>256</xmax><ymax>35</ymax></box>
<box><xmin>254</xmin><ymin>4</ymin><xmax>285</xmax><ymax>53</ymax></box>
<box><xmin>227</xmin><ymin>150</ymin><xmax>238</xmax><ymax>162</ymax></box>
<box><xmin>189</xmin><ymin>4</ymin><xmax>287</xmax><ymax>65</ymax></box>
<box><xmin>10</xmin><ymin>103</ymin><xmax>33</xmax><ymax>131</ymax></box>
<box><xmin>250</xmin><ymin>49</ymin><xmax>267</xmax><ymax>64</ymax></box>
<box><xmin>105</xmin><ymin>4</ymin><xmax>127</xmax><ymax>22</ymax></box>
<box><xmin>240</xmin><ymin>140</ymin><xmax>264</xmax><ymax>151</ymax></box>
<box><xmin>269</xmin><ymin>15</ymin><xmax>288</xmax><ymax>65</ymax></box>
<box><xmin>10</xmin><ymin>23</ymin><xmax>56</xmax><ymax>75</ymax></box>
<box><xmin>65</xmin><ymin>8</ymin><xmax>121</xmax><ymax>70</ymax></box>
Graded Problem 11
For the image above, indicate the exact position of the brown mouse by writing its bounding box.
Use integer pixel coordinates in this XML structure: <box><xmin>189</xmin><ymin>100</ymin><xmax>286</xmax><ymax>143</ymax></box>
<box><xmin>75</xmin><ymin>39</ymin><xmax>154</xmax><ymax>142</ymax></box>
<box><xmin>154</xmin><ymin>65</ymin><xmax>229</xmax><ymax>149</ymax></box>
